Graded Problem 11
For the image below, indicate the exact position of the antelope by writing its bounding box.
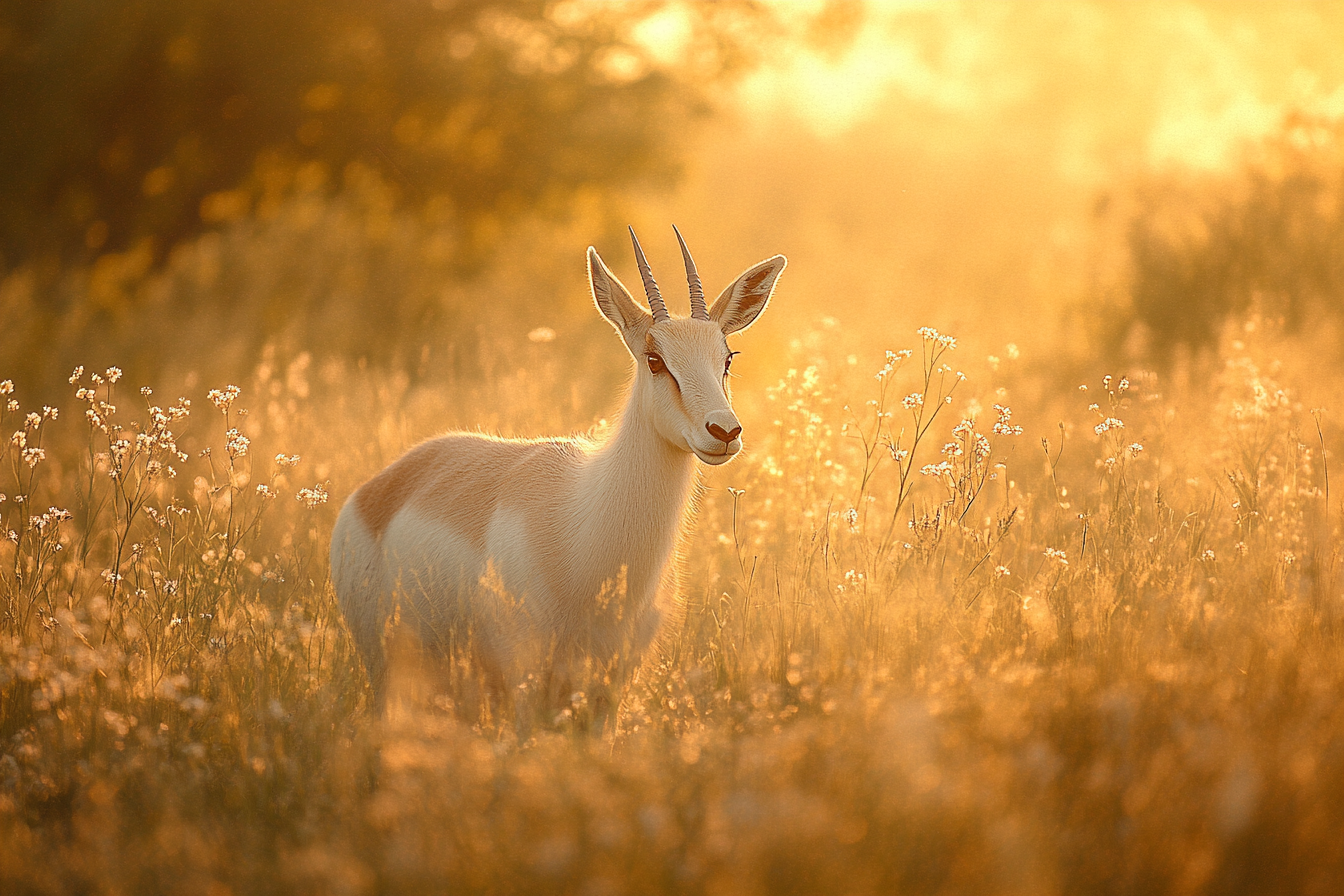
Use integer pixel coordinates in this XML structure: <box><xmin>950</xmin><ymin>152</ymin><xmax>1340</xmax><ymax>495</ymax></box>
<box><xmin>330</xmin><ymin>227</ymin><xmax>786</xmax><ymax>710</ymax></box>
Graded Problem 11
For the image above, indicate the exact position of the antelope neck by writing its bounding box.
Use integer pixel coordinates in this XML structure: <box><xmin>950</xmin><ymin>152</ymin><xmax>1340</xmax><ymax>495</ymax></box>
<box><xmin>572</xmin><ymin>374</ymin><xmax>696</xmax><ymax>569</ymax></box>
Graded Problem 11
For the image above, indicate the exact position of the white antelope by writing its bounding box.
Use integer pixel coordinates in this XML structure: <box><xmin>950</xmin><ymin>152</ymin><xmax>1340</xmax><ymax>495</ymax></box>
<box><xmin>330</xmin><ymin>227</ymin><xmax>786</xmax><ymax>703</ymax></box>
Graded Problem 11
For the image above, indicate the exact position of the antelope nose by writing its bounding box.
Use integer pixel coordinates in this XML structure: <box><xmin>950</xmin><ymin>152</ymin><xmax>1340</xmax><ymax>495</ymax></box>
<box><xmin>706</xmin><ymin>421</ymin><xmax>742</xmax><ymax>443</ymax></box>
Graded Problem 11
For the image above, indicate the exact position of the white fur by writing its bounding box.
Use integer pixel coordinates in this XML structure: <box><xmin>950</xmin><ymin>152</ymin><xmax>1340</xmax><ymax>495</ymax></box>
<box><xmin>330</xmin><ymin>237</ymin><xmax>786</xmax><ymax>696</ymax></box>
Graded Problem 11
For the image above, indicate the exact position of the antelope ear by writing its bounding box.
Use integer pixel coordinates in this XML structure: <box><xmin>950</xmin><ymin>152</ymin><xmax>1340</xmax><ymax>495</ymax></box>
<box><xmin>589</xmin><ymin>246</ymin><xmax>650</xmax><ymax>355</ymax></box>
<box><xmin>710</xmin><ymin>255</ymin><xmax>786</xmax><ymax>335</ymax></box>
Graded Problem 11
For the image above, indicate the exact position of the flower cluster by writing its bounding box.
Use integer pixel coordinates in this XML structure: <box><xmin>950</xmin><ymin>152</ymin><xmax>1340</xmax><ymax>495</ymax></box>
<box><xmin>225</xmin><ymin>428</ymin><xmax>250</xmax><ymax>459</ymax></box>
<box><xmin>297</xmin><ymin>483</ymin><xmax>329</xmax><ymax>508</ymax></box>
<box><xmin>28</xmin><ymin>506</ymin><xmax>72</xmax><ymax>532</ymax></box>
<box><xmin>992</xmin><ymin>404</ymin><xmax>1022</xmax><ymax>436</ymax></box>
<box><xmin>208</xmin><ymin>385</ymin><xmax>242</xmax><ymax>414</ymax></box>
<box><xmin>875</xmin><ymin>349</ymin><xmax>912</xmax><ymax>381</ymax></box>
<box><xmin>917</xmin><ymin>327</ymin><xmax>958</xmax><ymax>351</ymax></box>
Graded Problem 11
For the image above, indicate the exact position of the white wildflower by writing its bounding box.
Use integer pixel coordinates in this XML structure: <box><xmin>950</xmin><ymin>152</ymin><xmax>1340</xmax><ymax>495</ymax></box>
<box><xmin>297</xmin><ymin>483</ymin><xmax>329</xmax><ymax>508</ymax></box>
<box><xmin>1044</xmin><ymin>547</ymin><xmax>1068</xmax><ymax>567</ymax></box>
<box><xmin>992</xmin><ymin>404</ymin><xmax>1023</xmax><ymax>436</ymax></box>
<box><xmin>225</xmin><ymin>428</ymin><xmax>250</xmax><ymax>458</ymax></box>
<box><xmin>208</xmin><ymin>385</ymin><xmax>241</xmax><ymax>413</ymax></box>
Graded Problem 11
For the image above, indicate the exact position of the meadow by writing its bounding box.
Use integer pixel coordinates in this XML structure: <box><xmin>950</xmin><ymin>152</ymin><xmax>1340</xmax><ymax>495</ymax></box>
<box><xmin>2</xmin><ymin>231</ymin><xmax>1341</xmax><ymax>893</ymax></box>
<box><xmin>5</xmin><ymin>2</ymin><xmax>1344</xmax><ymax>893</ymax></box>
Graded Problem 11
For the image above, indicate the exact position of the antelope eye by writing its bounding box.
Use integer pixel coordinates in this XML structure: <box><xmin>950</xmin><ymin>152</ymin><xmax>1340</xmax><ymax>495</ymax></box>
<box><xmin>725</xmin><ymin>351</ymin><xmax>739</xmax><ymax>373</ymax></box>
<box><xmin>647</xmin><ymin>353</ymin><xmax>666</xmax><ymax>374</ymax></box>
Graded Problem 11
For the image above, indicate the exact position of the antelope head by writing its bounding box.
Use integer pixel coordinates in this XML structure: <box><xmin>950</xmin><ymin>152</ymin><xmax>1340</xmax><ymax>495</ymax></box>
<box><xmin>588</xmin><ymin>226</ymin><xmax>786</xmax><ymax>465</ymax></box>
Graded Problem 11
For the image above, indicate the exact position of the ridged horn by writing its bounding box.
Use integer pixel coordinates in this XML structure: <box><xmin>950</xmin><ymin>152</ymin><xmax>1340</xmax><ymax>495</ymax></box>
<box><xmin>628</xmin><ymin>226</ymin><xmax>669</xmax><ymax>323</ymax></box>
<box><xmin>673</xmin><ymin>224</ymin><xmax>708</xmax><ymax>321</ymax></box>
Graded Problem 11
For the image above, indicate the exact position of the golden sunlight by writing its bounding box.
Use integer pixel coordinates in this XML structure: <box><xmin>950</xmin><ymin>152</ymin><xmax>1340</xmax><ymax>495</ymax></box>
<box><xmin>738</xmin><ymin>1</ymin><xmax>1344</xmax><ymax>174</ymax></box>
<box><xmin>3</xmin><ymin>2</ymin><xmax>1344</xmax><ymax>893</ymax></box>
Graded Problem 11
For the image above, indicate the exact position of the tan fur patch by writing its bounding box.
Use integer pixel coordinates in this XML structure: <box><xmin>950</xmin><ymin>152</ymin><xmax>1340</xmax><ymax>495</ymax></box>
<box><xmin>354</xmin><ymin>434</ymin><xmax>582</xmax><ymax>548</ymax></box>
<box><xmin>354</xmin><ymin>440</ymin><xmax>444</xmax><ymax>539</ymax></box>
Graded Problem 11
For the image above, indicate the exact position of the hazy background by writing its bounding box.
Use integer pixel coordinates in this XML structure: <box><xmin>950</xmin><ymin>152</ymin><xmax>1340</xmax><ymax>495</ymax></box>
<box><xmin>4</xmin><ymin>0</ymin><xmax>1344</xmax><ymax>416</ymax></box>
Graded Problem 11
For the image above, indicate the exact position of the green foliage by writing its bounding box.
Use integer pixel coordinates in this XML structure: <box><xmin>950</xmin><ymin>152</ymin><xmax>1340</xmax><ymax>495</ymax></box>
<box><xmin>1123</xmin><ymin>114</ymin><xmax>1344</xmax><ymax>358</ymax></box>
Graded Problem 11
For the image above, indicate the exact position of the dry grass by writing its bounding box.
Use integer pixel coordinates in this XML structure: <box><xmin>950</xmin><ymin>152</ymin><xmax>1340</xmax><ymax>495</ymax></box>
<box><xmin>1</xmin><ymin>303</ymin><xmax>1342</xmax><ymax>895</ymax></box>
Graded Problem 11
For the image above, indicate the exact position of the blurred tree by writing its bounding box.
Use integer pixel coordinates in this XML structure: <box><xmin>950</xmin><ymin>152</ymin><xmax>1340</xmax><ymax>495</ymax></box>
<box><xmin>0</xmin><ymin>0</ymin><xmax>763</xmax><ymax>272</ymax></box>
<box><xmin>1122</xmin><ymin>113</ymin><xmax>1344</xmax><ymax>359</ymax></box>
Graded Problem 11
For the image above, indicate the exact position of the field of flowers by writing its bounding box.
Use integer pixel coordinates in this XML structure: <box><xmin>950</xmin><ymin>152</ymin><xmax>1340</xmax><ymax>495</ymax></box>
<box><xmin>7</xmin><ymin>1</ymin><xmax>1344</xmax><ymax>892</ymax></box>
<box><xmin>2</xmin><ymin>292</ymin><xmax>1341</xmax><ymax>894</ymax></box>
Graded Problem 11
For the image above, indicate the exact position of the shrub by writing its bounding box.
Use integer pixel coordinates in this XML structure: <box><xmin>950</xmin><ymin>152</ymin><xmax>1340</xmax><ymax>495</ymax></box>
<box><xmin>1121</xmin><ymin>113</ymin><xmax>1344</xmax><ymax>360</ymax></box>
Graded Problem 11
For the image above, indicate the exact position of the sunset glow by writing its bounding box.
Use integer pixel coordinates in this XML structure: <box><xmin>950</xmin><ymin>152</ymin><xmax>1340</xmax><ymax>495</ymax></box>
<box><xmin>4</xmin><ymin>3</ymin><xmax>1344</xmax><ymax>892</ymax></box>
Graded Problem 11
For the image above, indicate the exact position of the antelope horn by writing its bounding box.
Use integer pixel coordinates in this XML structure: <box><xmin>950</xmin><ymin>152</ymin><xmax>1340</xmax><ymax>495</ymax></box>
<box><xmin>628</xmin><ymin>226</ymin><xmax>669</xmax><ymax>323</ymax></box>
<box><xmin>673</xmin><ymin>224</ymin><xmax>708</xmax><ymax>321</ymax></box>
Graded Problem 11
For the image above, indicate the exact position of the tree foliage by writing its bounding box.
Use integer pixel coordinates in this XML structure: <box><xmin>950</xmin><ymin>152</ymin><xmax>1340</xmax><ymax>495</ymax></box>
<box><xmin>0</xmin><ymin>0</ymin><xmax>757</xmax><ymax>270</ymax></box>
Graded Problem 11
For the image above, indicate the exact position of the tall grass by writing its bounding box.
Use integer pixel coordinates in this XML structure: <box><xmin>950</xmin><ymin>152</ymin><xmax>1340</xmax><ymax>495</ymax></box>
<box><xmin>1</xmin><ymin>310</ymin><xmax>1342</xmax><ymax>894</ymax></box>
